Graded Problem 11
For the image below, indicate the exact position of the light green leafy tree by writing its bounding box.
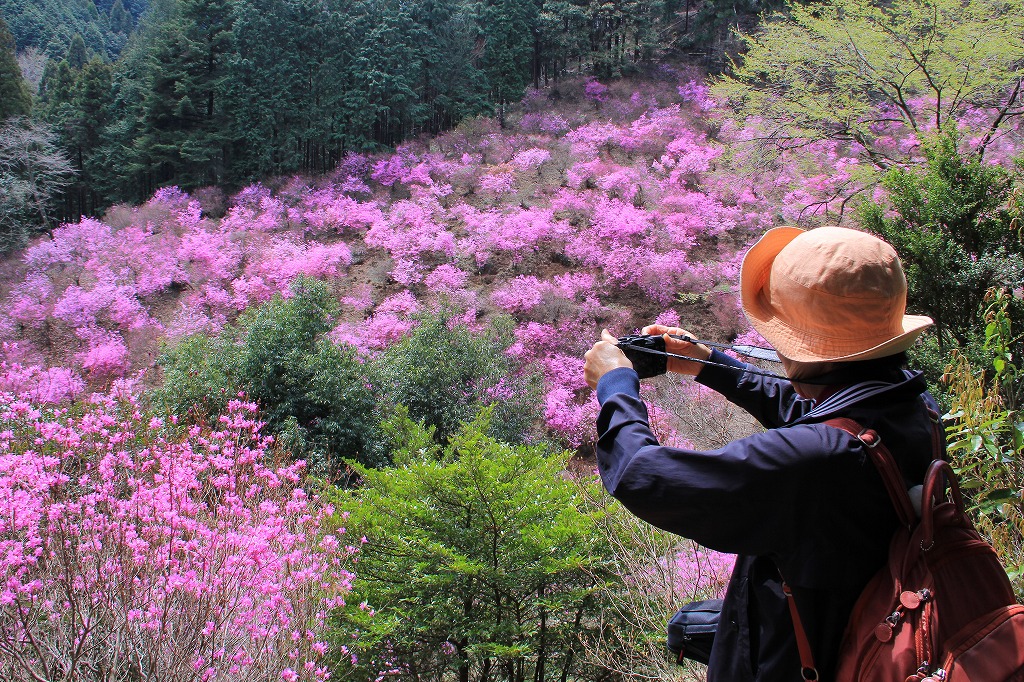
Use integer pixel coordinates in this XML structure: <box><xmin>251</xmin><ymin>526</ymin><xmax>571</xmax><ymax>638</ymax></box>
<box><xmin>328</xmin><ymin>406</ymin><xmax>629</xmax><ymax>682</ymax></box>
<box><xmin>713</xmin><ymin>0</ymin><xmax>1024</xmax><ymax>166</ymax></box>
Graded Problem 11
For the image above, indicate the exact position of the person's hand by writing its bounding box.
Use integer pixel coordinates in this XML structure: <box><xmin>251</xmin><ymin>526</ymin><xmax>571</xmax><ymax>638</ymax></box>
<box><xmin>640</xmin><ymin>324</ymin><xmax>712</xmax><ymax>376</ymax></box>
<box><xmin>584</xmin><ymin>329</ymin><xmax>633</xmax><ymax>389</ymax></box>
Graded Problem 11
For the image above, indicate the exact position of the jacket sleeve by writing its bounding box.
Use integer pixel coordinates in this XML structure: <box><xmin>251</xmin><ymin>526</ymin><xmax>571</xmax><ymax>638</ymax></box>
<box><xmin>593</xmin><ymin>366</ymin><xmax>861</xmax><ymax>556</ymax></box>
<box><xmin>695</xmin><ymin>349</ymin><xmax>814</xmax><ymax>428</ymax></box>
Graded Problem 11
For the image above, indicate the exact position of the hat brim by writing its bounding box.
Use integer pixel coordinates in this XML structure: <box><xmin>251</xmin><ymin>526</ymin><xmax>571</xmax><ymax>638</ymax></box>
<box><xmin>740</xmin><ymin>227</ymin><xmax>933</xmax><ymax>363</ymax></box>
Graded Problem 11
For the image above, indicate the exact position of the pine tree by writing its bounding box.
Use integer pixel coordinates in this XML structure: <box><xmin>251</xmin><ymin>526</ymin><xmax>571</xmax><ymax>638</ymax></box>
<box><xmin>137</xmin><ymin>0</ymin><xmax>236</xmax><ymax>188</ymax></box>
<box><xmin>480</xmin><ymin>0</ymin><xmax>542</xmax><ymax>124</ymax></box>
<box><xmin>67</xmin><ymin>34</ymin><xmax>88</xmax><ymax>69</ymax></box>
<box><xmin>110</xmin><ymin>0</ymin><xmax>133</xmax><ymax>34</ymax></box>
<box><xmin>0</xmin><ymin>16</ymin><xmax>31</xmax><ymax>120</ymax></box>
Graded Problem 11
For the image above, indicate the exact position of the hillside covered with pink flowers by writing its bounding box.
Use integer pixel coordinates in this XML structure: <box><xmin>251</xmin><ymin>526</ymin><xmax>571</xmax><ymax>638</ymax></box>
<box><xmin>3</xmin><ymin>63</ymin><xmax>1024</xmax><ymax>681</ymax></box>
<box><xmin>6</xmin><ymin>73</ymin><xmax>978</xmax><ymax>446</ymax></box>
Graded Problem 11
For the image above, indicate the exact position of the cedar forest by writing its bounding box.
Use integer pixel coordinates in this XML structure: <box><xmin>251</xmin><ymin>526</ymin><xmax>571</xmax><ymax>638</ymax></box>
<box><xmin>1</xmin><ymin>0</ymin><xmax>1023</xmax><ymax>680</ymax></box>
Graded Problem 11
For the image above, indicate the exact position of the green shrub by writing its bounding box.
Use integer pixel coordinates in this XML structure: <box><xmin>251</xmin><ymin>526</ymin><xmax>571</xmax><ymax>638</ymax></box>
<box><xmin>154</xmin><ymin>284</ymin><xmax>545</xmax><ymax>473</ymax></box>
<box><xmin>943</xmin><ymin>289</ymin><xmax>1024</xmax><ymax>598</ymax></box>
<box><xmin>369</xmin><ymin>310</ymin><xmax>544</xmax><ymax>451</ymax></box>
<box><xmin>327</xmin><ymin>406</ymin><xmax>626</xmax><ymax>682</ymax></box>
<box><xmin>154</xmin><ymin>277</ymin><xmax>379</xmax><ymax>473</ymax></box>
<box><xmin>862</xmin><ymin>133</ymin><xmax>1024</xmax><ymax>352</ymax></box>
<box><xmin>152</xmin><ymin>330</ymin><xmax>237</xmax><ymax>421</ymax></box>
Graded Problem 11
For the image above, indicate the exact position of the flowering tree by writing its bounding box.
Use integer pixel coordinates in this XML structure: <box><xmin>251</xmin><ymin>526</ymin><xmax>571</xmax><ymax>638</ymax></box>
<box><xmin>0</xmin><ymin>392</ymin><xmax>355</xmax><ymax>682</ymax></box>
<box><xmin>714</xmin><ymin>0</ymin><xmax>1024</xmax><ymax>165</ymax></box>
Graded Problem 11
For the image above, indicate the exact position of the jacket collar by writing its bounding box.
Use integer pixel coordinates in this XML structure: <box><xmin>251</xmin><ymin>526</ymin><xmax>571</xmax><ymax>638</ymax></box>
<box><xmin>789</xmin><ymin>370</ymin><xmax>928</xmax><ymax>425</ymax></box>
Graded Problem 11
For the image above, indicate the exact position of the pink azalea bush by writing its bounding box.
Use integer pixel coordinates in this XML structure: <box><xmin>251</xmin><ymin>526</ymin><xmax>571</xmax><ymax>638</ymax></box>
<box><xmin>0</xmin><ymin>393</ymin><xmax>355</xmax><ymax>682</ymax></box>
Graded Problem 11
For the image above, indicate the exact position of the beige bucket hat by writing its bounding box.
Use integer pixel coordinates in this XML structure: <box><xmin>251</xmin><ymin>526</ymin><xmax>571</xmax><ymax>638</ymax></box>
<box><xmin>740</xmin><ymin>226</ymin><xmax>933</xmax><ymax>363</ymax></box>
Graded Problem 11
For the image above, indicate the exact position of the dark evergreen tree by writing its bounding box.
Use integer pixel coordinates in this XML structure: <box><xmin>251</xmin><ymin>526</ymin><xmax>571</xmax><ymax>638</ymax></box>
<box><xmin>536</xmin><ymin>0</ymin><xmax>590</xmax><ymax>84</ymax></box>
<box><xmin>110</xmin><ymin>0</ymin><xmax>134</xmax><ymax>33</ymax></box>
<box><xmin>37</xmin><ymin>54</ymin><xmax>115</xmax><ymax>217</ymax></box>
<box><xmin>1</xmin><ymin>0</ymin><xmax>116</xmax><ymax>59</ymax></box>
<box><xmin>480</xmin><ymin>0</ymin><xmax>542</xmax><ymax>123</ymax></box>
<box><xmin>408</xmin><ymin>0</ymin><xmax>490</xmax><ymax>132</ymax></box>
<box><xmin>137</xmin><ymin>0</ymin><xmax>235</xmax><ymax>189</ymax></box>
<box><xmin>228</xmin><ymin>0</ymin><xmax>353</xmax><ymax>177</ymax></box>
<box><xmin>0</xmin><ymin>16</ymin><xmax>32</xmax><ymax>120</ymax></box>
<box><xmin>67</xmin><ymin>34</ymin><xmax>88</xmax><ymax>69</ymax></box>
<box><xmin>678</xmin><ymin>0</ymin><xmax>788</xmax><ymax>69</ymax></box>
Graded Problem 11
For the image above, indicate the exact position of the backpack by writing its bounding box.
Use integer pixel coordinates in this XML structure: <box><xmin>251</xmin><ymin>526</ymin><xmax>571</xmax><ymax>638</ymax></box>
<box><xmin>784</xmin><ymin>417</ymin><xmax>1024</xmax><ymax>682</ymax></box>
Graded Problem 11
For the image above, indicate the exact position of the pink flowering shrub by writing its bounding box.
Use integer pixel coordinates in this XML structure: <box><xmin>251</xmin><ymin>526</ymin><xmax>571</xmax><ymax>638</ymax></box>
<box><xmin>0</xmin><ymin>356</ymin><xmax>84</xmax><ymax>403</ymax></box>
<box><xmin>511</xmin><ymin>148</ymin><xmax>551</xmax><ymax>172</ymax></box>
<box><xmin>491</xmin><ymin>276</ymin><xmax>546</xmax><ymax>313</ymax></box>
<box><xmin>584</xmin><ymin>78</ymin><xmax>610</xmax><ymax>104</ymax></box>
<box><xmin>477</xmin><ymin>168</ymin><xmax>518</xmax><ymax>195</ymax></box>
<box><xmin>221</xmin><ymin>185</ymin><xmax>291</xmax><ymax>233</ymax></box>
<box><xmin>301</xmin><ymin>190</ymin><xmax>383</xmax><ymax>235</ymax></box>
<box><xmin>423</xmin><ymin>264</ymin><xmax>469</xmax><ymax>293</ymax></box>
<box><xmin>662</xmin><ymin>542</ymin><xmax>734</xmax><ymax>602</ymax></box>
<box><xmin>518</xmin><ymin>112</ymin><xmax>571</xmax><ymax>135</ymax></box>
<box><xmin>0</xmin><ymin>394</ymin><xmax>355</xmax><ymax>682</ymax></box>
<box><xmin>678</xmin><ymin>80</ymin><xmax>717</xmax><ymax>112</ymax></box>
<box><xmin>456</xmin><ymin>205</ymin><xmax>569</xmax><ymax>266</ymax></box>
<box><xmin>365</xmin><ymin>198</ymin><xmax>457</xmax><ymax>267</ymax></box>
<box><xmin>241</xmin><ymin>238</ymin><xmax>354</xmax><ymax>300</ymax></box>
<box><xmin>0</xmin><ymin>72</ymin><xmax>901</xmax><ymax>453</ymax></box>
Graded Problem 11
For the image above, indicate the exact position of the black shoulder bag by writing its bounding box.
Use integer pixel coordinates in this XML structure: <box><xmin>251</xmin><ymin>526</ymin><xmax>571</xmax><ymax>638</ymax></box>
<box><xmin>666</xmin><ymin>598</ymin><xmax>721</xmax><ymax>665</ymax></box>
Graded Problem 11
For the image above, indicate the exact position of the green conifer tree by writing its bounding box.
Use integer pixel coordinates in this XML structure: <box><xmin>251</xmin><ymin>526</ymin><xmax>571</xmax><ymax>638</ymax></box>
<box><xmin>0</xmin><ymin>16</ymin><xmax>31</xmax><ymax>120</ymax></box>
<box><xmin>67</xmin><ymin>34</ymin><xmax>88</xmax><ymax>69</ymax></box>
<box><xmin>110</xmin><ymin>0</ymin><xmax>133</xmax><ymax>34</ymax></box>
<box><xmin>137</xmin><ymin>0</ymin><xmax>236</xmax><ymax>188</ymax></box>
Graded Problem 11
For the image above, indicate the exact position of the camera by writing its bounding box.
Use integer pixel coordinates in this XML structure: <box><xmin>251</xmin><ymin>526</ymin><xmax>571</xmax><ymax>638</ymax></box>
<box><xmin>616</xmin><ymin>334</ymin><xmax>668</xmax><ymax>379</ymax></box>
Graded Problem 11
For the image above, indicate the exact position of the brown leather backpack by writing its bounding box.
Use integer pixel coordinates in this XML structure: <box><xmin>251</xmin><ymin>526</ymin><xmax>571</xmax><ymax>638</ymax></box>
<box><xmin>784</xmin><ymin>417</ymin><xmax>1024</xmax><ymax>681</ymax></box>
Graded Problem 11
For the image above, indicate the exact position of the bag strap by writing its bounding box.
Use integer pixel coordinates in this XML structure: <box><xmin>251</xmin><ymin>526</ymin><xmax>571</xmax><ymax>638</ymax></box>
<box><xmin>825</xmin><ymin>417</ymin><xmax>917</xmax><ymax>528</ymax></box>
<box><xmin>781</xmin><ymin>580</ymin><xmax>819</xmax><ymax>681</ymax></box>
<box><xmin>782</xmin><ymin>413</ymin><xmax>945</xmax><ymax>679</ymax></box>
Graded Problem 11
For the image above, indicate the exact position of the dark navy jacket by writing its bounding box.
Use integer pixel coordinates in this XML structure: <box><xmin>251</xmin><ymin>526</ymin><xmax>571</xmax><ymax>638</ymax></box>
<box><xmin>595</xmin><ymin>350</ymin><xmax>941</xmax><ymax>681</ymax></box>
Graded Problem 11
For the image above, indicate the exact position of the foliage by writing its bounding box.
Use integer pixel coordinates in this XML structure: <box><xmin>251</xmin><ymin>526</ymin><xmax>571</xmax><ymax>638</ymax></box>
<box><xmin>134</xmin><ymin>0</ymin><xmax>235</xmax><ymax>189</ymax></box>
<box><xmin>943</xmin><ymin>289</ymin><xmax>1024</xmax><ymax>598</ymax></box>
<box><xmin>0</xmin><ymin>118</ymin><xmax>75</xmax><ymax>252</ymax></box>
<box><xmin>38</xmin><ymin>54</ymin><xmax>115</xmax><ymax>217</ymax></box>
<box><xmin>2</xmin><ymin>77</ymin><xmax>983</xmax><ymax>442</ymax></box>
<box><xmin>862</xmin><ymin>133</ymin><xmax>1024</xmax><ymax>352</ymax></box>
<box><xmin>0</xmin><ymin>390</ymin><xmax>351</xmax><ymax>681</ymax></box>
<box><xmin>155</xmin><ymin>277</ymin><xmax>379</xmax><ymax>474</ymax></box>
<box><xmin>370</xmin><ymin>309</ymin><xmax>545</xmax><ymax>450</ymax></box>
<box><xmin>0</xmin><ymin>0</ymin><xmax>141</xmax><ymax>60</ymax></box>
<box><xmin>328</xmin><ymin>406</ymin><xmax>624</xmax><ymax>682</ymax></box>
<box><xmin>676</xmin><ymin>0</ymin><xmax>789</xmax><ymax>70</ymax></box>
<box><xmin>27</xmin><ymin>0</ymin><xmax>695</xmax><ymax>213</ymax></box>
<box><xmin>0</xmin><ymin>16</ymin><xmax>31</xmax><ymax>121</ymax></box>
<box><xmin>713</xmin><ymin>0</ymin><xmax>1024</xmax><ymax>165</ymax></box>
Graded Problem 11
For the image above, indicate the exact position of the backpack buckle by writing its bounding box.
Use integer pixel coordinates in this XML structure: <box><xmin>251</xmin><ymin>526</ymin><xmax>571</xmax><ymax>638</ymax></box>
<box><xmin>856</xmin><ymin>428</ymin><xmax>882</xmax><ymax>449</ymax></box>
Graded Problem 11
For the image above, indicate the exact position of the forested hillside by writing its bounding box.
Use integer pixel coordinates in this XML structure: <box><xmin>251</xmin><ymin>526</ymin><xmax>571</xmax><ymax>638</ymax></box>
<box><xmin>3</xmin><ymin>0</ymin><xmax>786</xmax><ymax>227</ymax></box>
<box><xmin>2</xmin><ymin>0</ymin><xmax>1024</xmax><ymax>680</ymax></box>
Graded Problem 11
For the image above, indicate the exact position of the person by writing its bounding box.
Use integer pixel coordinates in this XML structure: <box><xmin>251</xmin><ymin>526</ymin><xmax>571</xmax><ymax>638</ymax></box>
<box><xmin>583</xmin><ymin>226</ymin><xmax>942</xmax><ymax>681</ymax></box>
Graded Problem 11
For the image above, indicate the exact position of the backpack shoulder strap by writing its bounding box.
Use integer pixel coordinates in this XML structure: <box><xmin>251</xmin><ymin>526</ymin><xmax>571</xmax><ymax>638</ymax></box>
<box><xmin>824</xmin><ymin>417</ymin><xmax>917</xmax><ymax>528</ymax></box>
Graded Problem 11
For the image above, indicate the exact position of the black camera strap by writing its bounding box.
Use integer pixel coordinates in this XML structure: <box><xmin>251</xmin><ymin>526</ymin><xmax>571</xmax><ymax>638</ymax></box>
<box><xmin>616</xmin><ymin>337</ymin><xmax>786</xmax><ymax>379</ymax></box>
